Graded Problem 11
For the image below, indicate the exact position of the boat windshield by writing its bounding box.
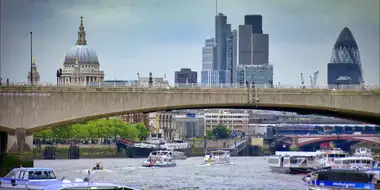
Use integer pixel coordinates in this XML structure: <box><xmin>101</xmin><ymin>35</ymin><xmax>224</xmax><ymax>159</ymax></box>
<box><xmin>29</xmin><ymin>170</ymin><xmax>56</xmax><ymax>180</ymax></box>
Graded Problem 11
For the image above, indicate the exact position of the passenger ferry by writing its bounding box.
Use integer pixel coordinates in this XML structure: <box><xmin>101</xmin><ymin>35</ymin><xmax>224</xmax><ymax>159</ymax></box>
<box><xmin>302</xmin><ymin>169</ymin><xmax>380</xmax><ymax>189</ymax></box>
<box><xmin>166</xmin><ymin>148</ymin><xmax>187</xmax><ymax>160</ymax></box>
<box><xmin>268</xmin><ymin>151</ymin><xmax>329</xmax><ymax>174</ymax></box>
<box><xmin>332</xmin><ymin>148</ymin><xmax>375</xmax><ymax>170</ymax></box>
<box><xmin>142</xmin><ymin>150</ymin><xmax>176</xmax><ymax>167</ymax></box>
<box><xmin>315</xmin><ymin>148</ymin><xmax>349</xmax><ymax>168</ymax></box>
<box><xmin>0</xmin><ymin>167</ymin><xmax>139</xmax><ymax>189</ymax></box>
<box><xmin>203</xmin><ymin>150</ymin><xmax>231</xmax><ymax>165</ymax></box>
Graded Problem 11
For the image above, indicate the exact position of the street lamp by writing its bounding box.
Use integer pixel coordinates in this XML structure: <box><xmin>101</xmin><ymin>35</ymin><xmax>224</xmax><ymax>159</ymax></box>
<box><xmin>30</xmin><ymin>32</ymin><xmax>33</xmax><ymax>85</ymax></box>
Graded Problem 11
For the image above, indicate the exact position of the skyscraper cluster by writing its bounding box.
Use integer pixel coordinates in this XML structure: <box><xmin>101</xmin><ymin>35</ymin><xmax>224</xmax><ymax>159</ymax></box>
<box><xmin>201</xmin><ymin>14</ymin><xmax>273</xmax><ymax>86</ymax></box>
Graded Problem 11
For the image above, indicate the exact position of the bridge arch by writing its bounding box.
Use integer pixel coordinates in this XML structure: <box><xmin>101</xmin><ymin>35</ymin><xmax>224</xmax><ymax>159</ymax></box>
<box><xmin>296</xmin><ymin>135</ymin><xmax>380</xmax><ymax>147</ymax></box>
<box><xmin>24</xmin><ymin>103</ymin><xmax>380</xmax><ymax>135</ymax></box>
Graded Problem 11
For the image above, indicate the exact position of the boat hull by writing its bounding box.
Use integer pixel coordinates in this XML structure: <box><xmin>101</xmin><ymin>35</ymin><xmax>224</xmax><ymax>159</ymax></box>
<box><xmin>128</xmin><ymin>147</ymin><xmax>191</xmax><ymax>158</ymax></box>
<box><xmin>142</xmin><ymin>163</ymin><xmax>176</xmax><ymax>168</ymax></box>
<box><xmin>270</xmin><ymin>166</ymin><xmax>316</xmax><ymax>174</ymax></box>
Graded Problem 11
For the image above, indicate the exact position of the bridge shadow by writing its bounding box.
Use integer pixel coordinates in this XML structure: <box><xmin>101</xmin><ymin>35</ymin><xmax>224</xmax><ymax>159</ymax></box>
<box><xmin>12</xmin><ymin>103</ymin><xmax>380</xmax><ymax>135</ymax></box>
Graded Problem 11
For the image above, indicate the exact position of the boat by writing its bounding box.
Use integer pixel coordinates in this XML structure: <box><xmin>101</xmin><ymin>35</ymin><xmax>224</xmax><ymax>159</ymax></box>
<box><xmin>166</xmin><ymin>148</ymin><xmax>187</xmax><ymax>160</ymax></box>
<box><xmin>125</xmin><ymin>136</ymin><xmax>192</xmax><ymax>158</ymax></box>
<box><xmin>0</xmin><ymin>167</ymin><xmax>139</xmax><ymax>190</ymax></box>
<box><xmin>268</xmin><ymin>151</ymin><xmax>330</xmax><ymax>174</ymax></box>
<box><xmin>302</xmin><ymin>169</ymin><xmax>380</xmax><ymax>189</ymax></box>
<box><xmin>0</xmin><ymin>167</ymin><xmax>63</xmax><ymax>189</ymax></box>
<box><xmin>314</xmin><ymin>148</ymin><xmax>349</xmax><ymax>168</ymax></box>
<box><xmin>332</xmin><ymin>148</ymin><xmax>375</xmax><ymax>170</ymax></box>
<box><xmin>142</xmin><ymin>150</ymin><xmax>176</xmax><ymax>167</ymax></box>
<box><xmin>91</xmin><ymin>162</ymin><xmax>104</xmax><ymax>171</ymax></box>
<box><xmin>203</xmin><ymin>150</ymin><xmax>231</xmax><ymax>165</ymax></box>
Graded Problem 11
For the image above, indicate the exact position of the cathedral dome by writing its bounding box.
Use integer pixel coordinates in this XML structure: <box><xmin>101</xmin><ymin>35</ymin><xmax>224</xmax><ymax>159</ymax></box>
<box><xmin>63</xmin><ymin>16</ymin><xmax>99</xmax><ymax>65</ymax></box>
<box><xmin>64</xmin><ymin>45</ymin><xmax>99</xmax><ymax>64</ymax></box>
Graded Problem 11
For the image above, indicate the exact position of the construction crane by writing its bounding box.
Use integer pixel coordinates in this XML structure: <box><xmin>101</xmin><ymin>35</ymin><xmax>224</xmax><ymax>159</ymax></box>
<box><xmin>300</xmin><ymin>73</ymin><xmax>305</xmax><ymax>88</ymax></box>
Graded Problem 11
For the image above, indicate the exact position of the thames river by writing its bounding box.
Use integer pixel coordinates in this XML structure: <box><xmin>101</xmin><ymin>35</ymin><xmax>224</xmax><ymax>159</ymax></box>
<box><xmin>35</xmin><ymin>157</ymin><xmax>304</xmax><ymax>190</ymax></box>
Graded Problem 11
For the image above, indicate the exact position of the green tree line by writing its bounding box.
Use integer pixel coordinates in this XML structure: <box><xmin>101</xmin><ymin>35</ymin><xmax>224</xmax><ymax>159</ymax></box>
<box><xmin>33</xmin><ymin>119</ymin><xmax>149</xmax><ymax>141</ymax></box>
<box><xmin>206</xmin><ymin>125</ymin><xmax>231</xmax><ymax>139</ymax></box>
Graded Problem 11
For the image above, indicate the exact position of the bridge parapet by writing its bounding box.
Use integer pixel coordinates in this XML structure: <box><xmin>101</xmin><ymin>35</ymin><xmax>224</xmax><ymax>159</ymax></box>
<box><xmin>286</xmin><ymin>134</ymin><xmax>380</xmax><ymax>147</ymax></box>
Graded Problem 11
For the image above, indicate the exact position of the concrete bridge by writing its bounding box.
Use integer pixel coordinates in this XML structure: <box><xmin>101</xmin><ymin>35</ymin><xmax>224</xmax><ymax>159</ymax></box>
<box><xmin>0</xmin><ymin>86</ymin><xmax>379</xmax><ymax>152</ymax></box>
<box><xmin>286</xmin><ymin>134</ymin><xmax>380</xmax><ymax>147</ymax></box>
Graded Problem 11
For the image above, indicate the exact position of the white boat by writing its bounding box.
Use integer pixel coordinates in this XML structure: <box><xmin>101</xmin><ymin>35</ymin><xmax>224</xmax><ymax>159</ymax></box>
<box><xmin>314</xmin><ymin>148</ymin><xmax>349</xmax><ymax>168</ymax></box>
<box><xmin>0</xmin><ymin>167</ymin><xmax>138</xmax><ymax>190</ymax></box>
<box><xmin>142</xmin><ymin>150</ymin><xmax>176</xmax><ymax>167</ymax></box>
<box><xmin>166</xmin><ymin>148</ymin><xmax>187</xmax><ymax>160</ymax></box>
<box><xmin>268</xmin><ymin>151</ymin><xmax>329</xmax><ymax>174</ymax></box>
<box><xmin>203</xmin><ymin>150</ymin><xmax>231</xmax><ymax>165</ymax></box>
<box><xmin>332</xmin><ymin>148</ymin><xmax>375</xmax><ymax>170</ymax></box>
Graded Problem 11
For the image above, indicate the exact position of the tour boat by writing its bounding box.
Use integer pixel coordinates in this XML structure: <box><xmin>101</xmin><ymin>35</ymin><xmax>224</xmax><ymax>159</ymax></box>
<box><xmin>142</xmin><ymin>150</ymin><xmax>177</xmax><ymax>167</ymax></box>
<box><xmin>332</xmin><ymin>148</ymin><xmax>375</xmax><ymax>170</ymax></box>
<box><xmin>166</xmin><ymin>148</ymin><xmax>187</xmax><ymax>160</ymax></box>
<box><xmin>268</xmin><ymin>151</ymin><xmax>330</xmax><ymax>174</ymax></box>
<box><xmin>314</xmin><ymin>148</ymin><xmax>349</xmax><ymax>168</ymax></box>
<box><xmin>202</xmin><ymin>150</ymin><xmax>231</xmax><ymax>165</ymax></box>
<box><xmin>301</xmin><ymin>169</ymin><xmax>380</xmax><ymax>189</ymax></box>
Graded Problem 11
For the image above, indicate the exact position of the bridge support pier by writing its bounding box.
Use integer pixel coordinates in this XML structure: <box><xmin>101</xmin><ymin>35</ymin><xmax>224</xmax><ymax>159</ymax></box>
<box><xmin>7</xmin><ymin>128</ymin><xmax>33</xmax><ymax>153</ymax></box>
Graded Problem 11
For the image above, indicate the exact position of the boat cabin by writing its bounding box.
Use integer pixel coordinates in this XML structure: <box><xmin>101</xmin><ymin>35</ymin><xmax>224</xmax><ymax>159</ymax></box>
<box><xmin>208</xmin><ymin>150</ymin><xmax>230</xmax><ymax>157</ymax></box>
<box><xmin>4</xmin><ymin>167</ymin><xmax>57</xmax><ymax>180</ymax></box>
<box><xmin>149</xmin><ymin>150</ymin><xmax>173</xmax><ymax>157</ymax></box>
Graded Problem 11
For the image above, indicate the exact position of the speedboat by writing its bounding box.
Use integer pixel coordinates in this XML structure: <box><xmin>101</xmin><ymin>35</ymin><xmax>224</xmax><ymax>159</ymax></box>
<box><xmin>302</xmin><ymin>169</ymin><xmax>380</xmax><ymax>189</ymax></box>
<box><xmin>0</xmin><ymin>167</ymin><xmax>64</xmax><ymax>189</ymax></box>
<box><xmin>203</xmin><ymin>150</ymin><xmax>231</xmax><ymax>165</ymax></box>
<box><xmin>43</xmin><ymin>179</ymin><xmax>139</xmax><ymax>190</ymax></box>
<box><xmin>92</xmin><ymin>162</ymin><xmax>104</xmax><ymax>171</ymax></box>
<box><xmin>142</xmin><ymin>150</ymin><xmax>176</xmax><ymax>167</ymax></box>
<box><xmin>0</xmin><ymin>167</ymin><xmax>139</xmax><ymax>190</ymax></box>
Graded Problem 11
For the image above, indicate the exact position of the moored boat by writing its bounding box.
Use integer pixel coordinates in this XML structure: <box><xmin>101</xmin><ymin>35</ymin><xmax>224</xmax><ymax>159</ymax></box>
<box><xmin>203</xmin><ymin>150</ymin><xmax>231</xmax><ymax>165</ymax></box>
<box><xmin>332</xmin><ymin>148</ymin><xmax>375</xmax><ymax>170</ymax></box>
<box><xmin>142</xmin><ymin>150</ymin><xmax>176</xmax><ymax>168</ymax></box>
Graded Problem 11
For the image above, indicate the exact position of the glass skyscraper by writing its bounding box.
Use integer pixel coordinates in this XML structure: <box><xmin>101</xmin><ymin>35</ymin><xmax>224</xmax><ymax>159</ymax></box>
<box><xmin>327</xmin><ymin>27</ymin><xmax>363</xmax><ymax>89</ymax></box>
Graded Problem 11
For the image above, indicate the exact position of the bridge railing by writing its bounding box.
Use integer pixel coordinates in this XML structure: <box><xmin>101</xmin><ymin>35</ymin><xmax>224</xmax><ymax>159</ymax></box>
<box><xmin>1</xmin><ymin>82</ymin><xmax>379</xmax><ymax>91</ymax></box>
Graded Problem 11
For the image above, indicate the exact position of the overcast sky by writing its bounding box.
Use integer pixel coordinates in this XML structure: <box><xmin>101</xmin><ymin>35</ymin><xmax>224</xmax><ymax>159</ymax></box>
<box><xmin>0</xmin><ymin>0</ymin><xmax>379</xmax><ymax>85</ymax></box>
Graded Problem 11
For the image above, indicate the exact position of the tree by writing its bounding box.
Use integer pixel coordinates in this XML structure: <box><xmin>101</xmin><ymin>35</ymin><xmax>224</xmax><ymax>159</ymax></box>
<box><xmin>211</xmin><ymin>125</ymin><xmax>231</xmax><ymax>139</ymax></box>
<box><xmin>134</xmin><ymin>123</ymin><xmax>149</xmax><ymax>140</ymax></box>
<box><xmin>34</xmin><ymin>118</ymin><xmax>149</xmax><ymax>141</ymax></box>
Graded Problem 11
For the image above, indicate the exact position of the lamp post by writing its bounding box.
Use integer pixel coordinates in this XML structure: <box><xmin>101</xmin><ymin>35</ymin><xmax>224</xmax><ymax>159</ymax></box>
<box><xmin>30</xmin><ymin>32</ymin><xmax>33</xmax><ymax>85</ymax></box>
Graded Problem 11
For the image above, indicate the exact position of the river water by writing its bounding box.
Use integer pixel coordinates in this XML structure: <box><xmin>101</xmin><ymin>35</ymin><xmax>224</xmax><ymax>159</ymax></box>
<box><xmin>35</xmin><ymin>157</ymin><xmax>305</xmax><ymax>190</ymax></box>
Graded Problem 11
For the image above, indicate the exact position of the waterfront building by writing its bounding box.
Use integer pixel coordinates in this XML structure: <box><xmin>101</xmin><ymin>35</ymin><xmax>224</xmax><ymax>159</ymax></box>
<box><xmin>148</xmin><ymin>112</ymin><xmax>177</xmax><ymax>140</ymax></box>
<box><xmin>61</xmin><ymin>16</ymin><xmax>105</xmax><ymax>85</ymax></box>
<box><xmin>204</xmin><ymin>110</ymin><xmax>249</xmax><ymax>135</ymax></box>
<box><xmin>27</xmin><ymin>58</ymin><xmax>40</xmax><ymax>84</ymax></box>
<box><xmin>117</xmin><ymin>113</ymin><xmax>149</xmax><ymax>127</ymax></box>
<box><xmin>327</xmin><ymin>27</ymin><xmax>363</xmax><ymax>89</ymax></box>
<box><xmin>174</xmin><ymin>68</ymin><xmax>197</xmax><ymax>85</ymax></box>
<box><xmin>174</xmin><ymin>114</ymin><xmax>204</xmax><ymax>139</ymax></box>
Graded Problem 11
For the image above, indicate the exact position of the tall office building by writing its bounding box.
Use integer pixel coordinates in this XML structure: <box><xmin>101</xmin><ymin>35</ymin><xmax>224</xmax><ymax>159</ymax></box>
<box><xmin>327</xmin><ymin>27</ymin><xmax>363</xmax><ymax>89</ymax></box>
<box><xmin>237</xmin><ymin>64</ymin><xmax>273</xmax><ymax>86</ymax></box>
<box><xmin>238</xmin><ymin>14</ymin><xmax>272</xmax><ymax>85</ymax></box>
<box><xmin>201</xmin><ymin>38</ymin><xmax>216</xmax><ymax>84</ymax></box>
<box><xmin>175</xmin><ymin>68</ymin><xmax>197</xmax><ymax>85</ymax></box>
<box><xmin>244</xmin><ymin>15</ymin><xmax>263</xmax><ymax>34</ymax></box>
<box><xmin>226</xmin><ymin>30</ymin><xmax>238</xmax><ymax>84</ymax></box>
<box><xmin>214</xmin><ymin>13</ymin><xmax>232</xmax><ymax>84</ymax></box>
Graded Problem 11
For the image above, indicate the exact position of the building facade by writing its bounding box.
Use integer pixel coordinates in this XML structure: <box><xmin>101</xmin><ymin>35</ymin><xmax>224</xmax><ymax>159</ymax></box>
<box><xmin>204</xmin><ymin>110</ymin><xmax>249</xmax><ymax>135</ymax></box>
<box><xmin>61</xmin><ymin>16</ymin><xmax>105</xmax><ymax>85</ymax></box>
<box><xmin>117</xmin><ymin>113</ymin><xmax>149</xmax><ymax>127</ymax></box>
<box><xmin>237</xmin><ymin>64</ymin><xmax>273</xmax><ymax>86</ymax></box>
<box><xmin>27</xmin><ymin>58</ymin><xmax>40</xmax><ymax>84</ymax></box>
<box><xmin>327</xmin><ymin>27</ymin><xmax>363</xmax><ymax>89</ymax></box>
<box><xmin>174</xmin><ymin>68</ymin><xmax>197</xmax><ymax>85</ymax></box>
<box><xmin>174</xmin><ymin>114</ymin><xmax>204</xmax><ymax>139</ymax></box>
<box><xmin>148</xmin><ymin>112</ymin><xmax>177</xmax><ymax>140</ymax></box>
